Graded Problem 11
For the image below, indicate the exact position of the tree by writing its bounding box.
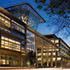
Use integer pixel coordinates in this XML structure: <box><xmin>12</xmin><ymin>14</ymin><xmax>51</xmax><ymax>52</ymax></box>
<box><xmin>34</xmin><ymin>0</ymin><xmax>70</xmax><ymax>15</ymax></box>
<box><xmin>34</xmin><ymin>0</ymin><xmax>70</xmax><ymax>40</ymax></box>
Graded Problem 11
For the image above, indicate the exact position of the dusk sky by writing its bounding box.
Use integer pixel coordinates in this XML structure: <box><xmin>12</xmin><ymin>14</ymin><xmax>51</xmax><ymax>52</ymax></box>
<box><xmin>0</xmin><ymin>0</ymin><xmax>70</xmax><ymax>46</ymax></box>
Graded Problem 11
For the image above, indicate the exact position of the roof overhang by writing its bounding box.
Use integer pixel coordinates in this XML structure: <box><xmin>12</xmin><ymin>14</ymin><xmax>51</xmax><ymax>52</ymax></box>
<box><xmin>5</xmin><ymin>3</ymin><xmax>46</xmax><ymax>23</ymax></box>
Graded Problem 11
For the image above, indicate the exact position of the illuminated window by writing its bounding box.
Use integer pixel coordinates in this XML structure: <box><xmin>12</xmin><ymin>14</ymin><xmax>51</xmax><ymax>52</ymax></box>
<box><xmin>51</xmin><ymin>40</ymin><xmax>54</xmax><ymax>43</ymax></box>
<box><xmin>37</xmin><ymin>53</ymin><xmax>41</xmax><ymax>56</ymax></box>
<box><xmin>43</xmin><ymin>53</ymin><xmax>46</xmax><ymax>56</ymax></box>
<box><xmin>26</xmin><ymin>30</ymin><xmax>35</xmax><ymax>51</ymax></box>
<box><xmin>56</xmin><ymin>48</ymin><xmax>59</xmax><ymax>51</ymax></box>
<box><xmin>53</xmin><ymin>52</ymin><xmax>56</xmax><ymax>55</ymax></box>
<box><xmin>53</xmin><ymin>58</ymin><xmax>56</xmax><ymax>61</ymax></box>
<box><xmin>38</xmin><ymin>58</ymin><xmax>41</xmax><ymax>61</ymax></box>
<box><xmin>1</xmin><ymin>36</ymin><xmax>20</xmax><ymax>51</ymax></box>
<box><xmin>11</xmin><ymin>21</ymin><xmax>25</xmax><ymax>34</ymax></box>
<box><xmin>48</xmin><ymin>53</ymin><xmax>51</xmax><ymax>55</ymax></box>
<box><xmin>0</xmin><ymin>16</ymin><xmax>10</xmax><ymax>28</ymax></box>
<box><xmin>57</xmin><ymin>57</ymin><xmax>61</xmax><ymax>61</ymax></box>
<box><xmin>43</xmin><ymin>49</ymin><xmax>47</xmax><ymax>52</ymax></box>
<box><xmin>0</xmin><ymin>59</ymin><xmax>5</xmax><ymax>64</ymax></box>
<box><xmin>56</xmin><ymin>44</ymin><xmax>59</xmax><ymax>46</ymax></box>
<box><xmin>55</xmin><ymin>40</ymin><xmax>59</xmax><ymax>43</ymax></box>
<box><xmin>48</xmin><ymin>49</ymin><xmax>53</xmax><ymax>51</ymax></box>
<box><xmin>6</xmin><ymin>60</ymin><xmax>9</xmax><ymax>64</ymax></box>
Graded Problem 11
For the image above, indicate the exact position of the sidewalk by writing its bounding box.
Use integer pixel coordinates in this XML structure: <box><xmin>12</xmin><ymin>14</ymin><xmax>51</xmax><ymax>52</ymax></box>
<box><xmin>0</xmin><ymin>67</ymin><xmax>70</xmax><ymax>70</ymax></box>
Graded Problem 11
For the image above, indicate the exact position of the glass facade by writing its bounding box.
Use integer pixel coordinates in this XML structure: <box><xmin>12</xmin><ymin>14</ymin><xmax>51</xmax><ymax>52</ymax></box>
<box><xmin>11</xmin><ymin>20</ymin><xmax>25</xmax><ymax>34</ymax></box>
<box><xmin>26</xmin><ymin>30</ymin><xmax>35</xmax><ymax>52</ymax></box>
<box><xmin>0</xmin><ymin>54</ymin><xmax>20</xmax><ymax>66</ymax></box>
<box><xmin>0</xmin><ymin>13</ymin><xmax>10</xmax><ymax>28</ymax></box>
<box><xmin>0</xmin><ymin>10</ymin><xmax>26</xmax><ymax>66</ymax></box>
<box><xmin>1</xmin><ymin>36</ymin><xmax>20</xmax><ymax>51</ymax></box>
<box><xmin>6</xmin><ymin>3</ymin><xmax>45</xmax><ymax>30</ymax></box>
<box><xmin>0</xmin><ymin>5</ymin><xmax>70</xmax><ymax>68</ymax></box>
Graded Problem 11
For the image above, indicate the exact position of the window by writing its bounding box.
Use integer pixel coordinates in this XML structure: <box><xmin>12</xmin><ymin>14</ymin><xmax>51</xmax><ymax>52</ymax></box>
<box><xmin>53</xmin><ymin>58</ymin><xmax>56</xmax><ymax>61</ymax></box>
<box><xmin>11</xmin><ymin>20</ymin><xmax>25</xmax><ymax>34</ymax></box>
<box><xmin>0</xmin><ymin>59</ymin><xmax>5</xmax><ymax>64</ymax></box>
<box><xmin>51</xmin><ymin>40</ymin><xmax>54</xmax><ymax>43</ymax></box>
<box><xmin>55</xmin><ymin>40</ymin><xmax>59</xmax><ymax>43</ymax></box>
<box><xmin>0</xmin><ymin>13</ymin><xmax>10</xmax><ymax>28</ymax></box>
<box><xmin>0</xmin><ymin>55</ymin><xmax>20</xmax><ymax>65</ymax></box>
<box><xmin>26</xmin><ymin>30</ymin><xmax>35</xmax><ymax>51</ymax></box>
<box><xmin>53</xmin><ymin>52</ymin><xmax>56</xmax><ymax>55</ymax></box>
<box><xmin>43</xmin><ymin>53</ymin><xmax>46</xmax><ymax>56</ymax></box>
<box><xmin>57</xmin><ymin>57</ymin><xmax>61</xmax><ymax>61</ymax></box>
<box><xmin>37</xmin><ymin>58</ymin><xmax>41</xmax><ymax>61</ymax></box>
<box><xmin>48</xmin><ymin>53</ymin><xmax>51</xmax><ymax>56</ymax></box>
<box><xmin>37</xmin><ymin>53</ymin><xmax>41</xmax><ymax>56</ymax></box>
<box><xmin>1</xmin><ymin>36</ymin><xmax>20</xmax><ymax>51</ymax></box>
<box><xmin>56</xmin><ymin>48</ymin><xmax>59</xmax><ymax>51</ymax></box>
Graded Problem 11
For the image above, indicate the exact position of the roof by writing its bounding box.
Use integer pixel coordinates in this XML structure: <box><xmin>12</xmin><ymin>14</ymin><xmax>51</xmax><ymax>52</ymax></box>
<box><xmin>44</xmin><ymin>34</ymin><xmax>58</xmax><ymax>39</ymax></box>
<box><xmin>5</xmin><ymin>3</ymin><xmax>46</xmax><ymax>23</ymax></box>
<box><xmin>44</xmin><ymin>34</ymin><xmax>70</xmax><ymax>50</ymax></box>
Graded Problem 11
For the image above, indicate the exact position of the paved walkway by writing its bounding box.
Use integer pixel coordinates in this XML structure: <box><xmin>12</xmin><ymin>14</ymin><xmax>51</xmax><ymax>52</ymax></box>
<box><xmin>0</xmin><ymin>67</ymin><xmax>70</xmax><ymax>70</ymax></box>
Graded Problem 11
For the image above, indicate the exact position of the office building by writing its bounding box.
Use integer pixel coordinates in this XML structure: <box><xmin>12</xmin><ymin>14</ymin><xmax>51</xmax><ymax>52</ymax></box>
<box><xmin>36</xmin><ymin>34</ymin><xmax>70</xmax><ymax>68</ymax></box>
<box><xmin>0</xmin><ymin>3</ymin><xmax>48</xmax><ymax>67</ymax></box>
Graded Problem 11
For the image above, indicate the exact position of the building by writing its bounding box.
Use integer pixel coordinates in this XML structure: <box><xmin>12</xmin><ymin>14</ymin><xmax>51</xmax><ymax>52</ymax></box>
<box><xmin>35</xmin><ymin>34</ymin><xmax>70</xmax><ymax>68</ymax></box>
<box><xmin>0</xmin><ymin>3</ymin><xmax>52</xmax><ymax>67</ymax></box>
<box><xmin>5</xmin><ymin>3</ymin><xmax>46</xmax><ymax>52</ymax></box>
<box><xmin>45</xmin><ymin>34</ymin><xmax>70</xmax><ymax>68</ymax></box>
<box><xmin>0</xmin><ymin>3</ymin><xmax>70</xmax><ymax>68</ymax></box>
<box><xmin>0</xmin><ymin>7</ymin><xmax>27</xmax><ymax>66</ymax></box>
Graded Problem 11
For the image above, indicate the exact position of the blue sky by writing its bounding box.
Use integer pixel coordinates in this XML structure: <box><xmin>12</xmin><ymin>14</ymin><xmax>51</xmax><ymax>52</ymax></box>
<box><xmin>0</xmin><ymin>0</ymin><xmax>70</xmax><ymax>46</ymax></box>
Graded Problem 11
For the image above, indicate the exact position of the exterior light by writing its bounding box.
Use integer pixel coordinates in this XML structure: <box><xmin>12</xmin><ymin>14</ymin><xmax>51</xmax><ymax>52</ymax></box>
<box><xmin>27</xmin><ymin>60</ymin><xmax>30</xmax><ymax>66</ymax></box>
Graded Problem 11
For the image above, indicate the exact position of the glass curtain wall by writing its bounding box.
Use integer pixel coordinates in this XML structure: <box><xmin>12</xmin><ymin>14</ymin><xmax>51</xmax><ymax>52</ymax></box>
<box><xmin>26</xmin><ymin>30</ymin><xmax>35</xmax><ymax>52</ymax></box>
<box><xmin>1</xmin><ymin>36</ymin><xmax>20</xmax><ymax>51</ymax></box>
<box><xmin>0</xmin><ymin>11</ymin><xmax>26</xmax><ymax>66</ymax></box>
<box><xmin>6</xmin><ymin>4</ymin><xmax>41</xmax><ymax>30</ymax></box>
